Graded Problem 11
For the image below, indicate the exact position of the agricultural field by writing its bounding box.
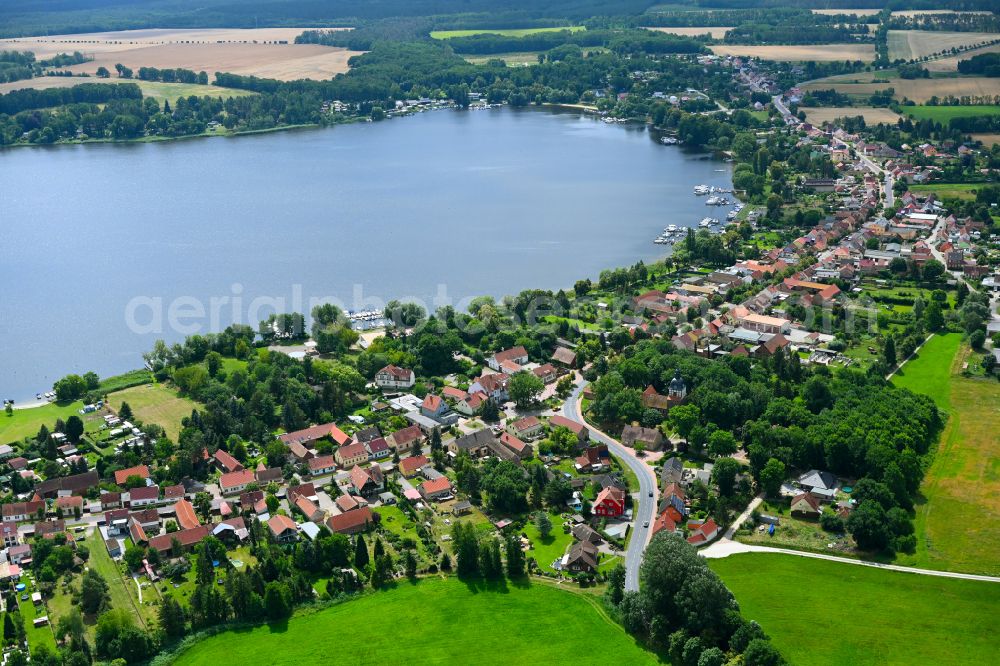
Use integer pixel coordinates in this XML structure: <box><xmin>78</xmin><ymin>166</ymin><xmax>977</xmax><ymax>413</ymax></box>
<box><xmin>888</xmin><ymin>30</ymin><xmax>1000</xmax><ymax>61</ymax></box>
<box><xmin>0</xmin><ymin>76</ymin><xmax>258</xmax><ymax>100</ymax></box>
<box><xmin>170</xmin><ymin>576</ymin><xmax>657</xmax><ymax>665</ymax></box>
<box><xmin>711</xmin><ymin>553</ymin><xmax>1000</xmax><ymax>666</ymax></box>
<box><xmin>812</xmin><ymin>8</ymin><xmax>880</xmax><ymax>16</ymax></box>
<box><xmin>907</xmin><ymin>183</ymin><xmax>980</xmax><ymax>201</ymax></box>
<box><xmin>430</xmin><ymin>26</ymin><xmax>585</xmax><ymax>39</ymax></box>
<box><xmin>892</xmin><ymin>334</ymin><xmax>1000</xmax><ymax>575</ymax></box>
<box><xmin>925</xmin><ymin>42</ymin><xmax>1000</xmax><ymax>72</ymax></box>
<box><xmin>903</xmin><ymin>104</ymin><xmax>1000</xmax><ymax>123</ymax></box>
<box><xmin>465</xmin><ymin>52</ymin><xmax>543</xmax><ymax>66</ymax></box>
<box><xmin>108</xmin><ymin>383</ymin><xmax>199</xmax><ymax>441</ymax></box>
<box><xmin>801</xmin><ymin>71</ymin><xmax>1000</xmax><ymax>103</ymax></box>
<box><xmin>801</xmin><ymin>106</ymin><xmax>902</xmax><ymax>125</ymax></box>
<box><xmin>709</xmin><ymin>43</ymin><xmax>875</xmax><ymax>62</ymax></box>
<box><xmin>643</xmin><ymin>26</ymin><xmax>733</xmax><ymax>39</ymax></box>
<box><xmin>0</xmin><ymin>28</ymin><xmax>361</xmax><ymax>82</ymax></box>
<box><xmin>971</xmin><ymin>133</ymin><xmax>1000</xmax><ymax>146</ymax></box>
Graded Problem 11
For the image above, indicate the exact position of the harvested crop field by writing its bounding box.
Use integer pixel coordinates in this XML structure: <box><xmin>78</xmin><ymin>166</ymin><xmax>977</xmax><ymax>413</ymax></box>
<box><xmin>0</xmin><ymin>28</ymin><xmax>360</xmax><ymax>81</ymax></box>
<box><xmin>926</xmin><ymin>42</ymin><xmax>1000</xmax><ymax>72</ymax></box>
<box><xmin>801</xmin><ymin>106</ymin><xmax>902</xmax><ymax>125</ymax></box>
<box><xmin>644</xmin><ymin>26</ymin><xmax>733</xmax><ymax>39</ymax></box>
<box><xmin>888</xmin><ymin>30</ymin><xmax>1000</xmax><ymax>61</ymax></box>
<box><xmin>0</xmin><ymin>76</ymin><xmax>256</xmax><ymax>101</ymax></box>
<box><xmin>972</xmin><ymin>133</ymin><xmax>1000</xmax><ymax>146</ymax></box>
<box><xmin>709</xmin><ymin>43</ymin><xmax>875</xmax><ymax>61</ymax></box>
<box><xmin>801</xmin><ymin>72</ymin><xmax>1000</xmax><ymax>103</ymax></box>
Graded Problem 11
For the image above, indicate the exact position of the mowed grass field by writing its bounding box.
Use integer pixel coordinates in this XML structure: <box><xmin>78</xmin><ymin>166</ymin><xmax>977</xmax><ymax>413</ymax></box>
<box><xmin>171</xmin><ymin>577</ymin><xmax>657</xmax><ymax>665</ymax></box>
<box><xmin>108</xmin><ymin>383</ymin><xmax>198</xmax><ymax>441</ymax></box>
<box><xmin>888</xmin><ymin>30</ymin><xmax>999</xmax><ymax>61</ymax></box>
<box><xmin>801</xmin><ymin>106</ymin><xmax>902</xmax><ymax>125</ymax></box>
<box><xmin>892</xmin><ymin>334</ymin><xmax>1000</xmax><ymax>575</ymax></box>
<box><xmin>711</xmin><ymin>553</ymin><xmax>1000</xmax><ymax>666</ymax></box>
<box><xmin>709</xmin><ymin>43</ymin><xmax>875</xmax><ymax>62</ymax></box>
<box><xmin>431</xmin><ymin>26</ymin><xmax>585</xmax><ymax>39</ymax></box>
<box><xmin>1</xmin><ymin>400</ymin><xmax>85</xmax><ymax>445</ymax></box>
<box><xmin>903</xmin><ymin>105</ymin><xmax>1000</xmax><ymax>123</ymax></box>
<box><xmin>907</xmin><ymin>183</ymin><xmax>980</xmax><ymax>200</ymax></box>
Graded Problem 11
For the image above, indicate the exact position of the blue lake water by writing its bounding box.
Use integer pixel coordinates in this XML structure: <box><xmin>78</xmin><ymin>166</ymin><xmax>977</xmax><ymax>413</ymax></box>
<box><xmin>0</xmin><ymin>106</ymin><xmax>732</xmax><ymax>400</ymax></box>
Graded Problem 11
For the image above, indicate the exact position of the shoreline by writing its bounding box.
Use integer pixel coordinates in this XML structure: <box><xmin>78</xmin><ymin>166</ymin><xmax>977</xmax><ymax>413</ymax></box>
<box><xmin>2</xmin><ymin>107</ymin><xmax>733</xmax><ymax>401</ymax></box>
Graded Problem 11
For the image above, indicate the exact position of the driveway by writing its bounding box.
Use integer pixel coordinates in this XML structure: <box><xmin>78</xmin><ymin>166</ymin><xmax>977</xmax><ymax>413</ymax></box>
<box><xmin>561</xmin><ymin>382</ymin><xmax>658</xmax><ymax>592</ymax></box>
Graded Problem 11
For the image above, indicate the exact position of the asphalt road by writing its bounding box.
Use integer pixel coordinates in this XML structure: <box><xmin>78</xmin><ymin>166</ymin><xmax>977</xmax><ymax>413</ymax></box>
<box><xmin>562</xmin><ymin>383</ymin><xmax>657</xmax><ymax>592</ymax></box>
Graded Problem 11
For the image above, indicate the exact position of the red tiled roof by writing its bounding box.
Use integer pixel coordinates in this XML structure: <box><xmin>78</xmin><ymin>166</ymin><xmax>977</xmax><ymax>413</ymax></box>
<box><xmin>213</xmin><ymin>449</ymin><xmax>243</xmax><ymax>472</ymax></box>
<box><xmin>279</xmin><ymin>423</ymin><xmax>351</xmax><ymax>447</ymax></box>
<box><xmin>148</xmin><ymin>525</ymin><xmax>210</xmax><ymax>552</ymax></box>
<box><xmin>338</xmin><ymin>442</ymin><xmax>368</xmax><ymax>461</ymax></box>
<box><xmin>128</xmin><ymin>485</ymin><xmax>159</xmax><ymax>502</ymax></box>
<box><xmin>493</xmin><ymin>346</ymin><xmax>528</xmax><ymax>364</ymax></box>
<box><xmin>549</xmin><ymin>415</ymin><xmax>585</xmax><ymax>435</ymax></box>
<box><xmin>420</xmin><ymin>477</ymin><xmax>452</xmax><ymax>496</ymax></box>
<box><xmin>114</xmin><ymin>465</ymin><xmax>149</xmax><ymax>486</ymax></box>
<box><xmin>422</xmin><ymin>394</ymin><xmax>444</xmax><ymax>412</ymax></box>
<box><xmin>268</xmin><ymin>514</ymin><xmax>298</xmax><ymax>537</ymax></box>
<box><xmin>399</xmin><ymin>455</ymin><xmax>429</xmax><ymax>476</ymax></box>
<box><xmin>308</xmin><ymin>455</ymin><xmax>336</xmax><ymax>472</ymax></box>
<box><xmin>326</xmin><ymin>506</ymin><xmax>374</xmax><ymax>534</ymax></box>
<box><xmin>174</xmin><ymin>499</ymin><xmax>201</xmax><ymax>531</ymax></box>
<box><xmin>219</xmin><ymin>469</ymin><xmax>255</xmax><ymax>490</ymax></box>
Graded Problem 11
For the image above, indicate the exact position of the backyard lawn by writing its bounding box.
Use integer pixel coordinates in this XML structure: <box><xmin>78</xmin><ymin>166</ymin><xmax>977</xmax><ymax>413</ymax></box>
<box><xmin>86</xmin><ymin>534</ymin><xmax>149</xmax><ymax>630</ymax></box>
<box><xmin>108</xmin><ymin>383</ymin><xmax>199</xmax><ymax>441</ymax></box>
<box><xmin>171</xmin><ymin>576</ymin><xmax>656</xmax><ymax>665</ymax></box>
<box><xmin>892</xmin><ymin>334</ymin><xmax>1000</xmax><ymax>574</ymax></box>
<box><xmin>711</xmin><ymin>553</ymin><xmax>1000</xmax><ymax>666</ymax></box>
<box><xmin>523</xmin><ymin>516</ymin><xmax>574</xmax><ymax>572</ymax></box>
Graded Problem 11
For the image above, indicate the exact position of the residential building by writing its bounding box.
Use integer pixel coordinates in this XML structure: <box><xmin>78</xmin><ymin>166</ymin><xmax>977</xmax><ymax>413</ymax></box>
<box><xmin>307</xmin><ymin>455</ymin><xmax>337</xmax><ymax>477</ymax></box>
<box><xmin>686</xmin><ymin>519</ymin><xmax>719</xmax><ymax>547</ymax></box>
<box><xmin>326</xmin><ymin>506</ymin><xmax>375</xmax><ymax>535</ymax></box>
<box><xmin>419</xmin><ymin>477</ymin><xmax>453</xmax><ymax>501</ymax></box>
<box><xmin>488</xmin><ymin>346</ymin><xmax>529</xmax><ymax>371</ymax></box>
<box><xmin>349</xmin><ymin>466</ymin><xmax>385</xmax><ymax>498</ymax></box>
<box><xmin>549</xmin><ymin>415</ymin><xmax>588</xmax><ymax>443</ymax></box>
<box><xmin>398</xmin><ymin>455</ymin><xmax>430</xmax><ymax>478</ymax></box>
<box><xmin>506</xmin><ymin>416</ymin><xmax>543</xmax><ymax>441</ymax></box>
<box><xmin>127</xmin><ymin>485</ymin><xmax>160</xmax><ymax>508</ymax></box>
<box><xmin>620</xmin><ymin>425</ymin><xmax>665</xmax><ymax>451</ymax></box>
<box><xmin>562</xmin><ymin>540</ymin><xmax>599</xmax><ymax>573</ymax></box>
<box><xmin>114</xmin><ymin>465</ymin><xmax>150</xmax><ymax>486</ymax></box>
<box><xmin>791</xmin><ymin>492</ymin><xmax>821</xmax><ymax>518</ymax></box>
<box><xmin>219</xmin><ymin>469</ymin><xmax>255</xmax><ymax>496</ymax></box>
<box><xmin>336</xmin><ymin>442</ymin><xmax>369</xmax><ymax>468</ymax></box>
<box><xmin>374</xmin><ymin>365</ymin><xmax>415</xmax><ymax>390</ymax></box>
<box><xmin>268</xmin><ymin>514</ymin><xmax>299</xmax><ymax>543</ymax></box>
<box><xmin>213</xmin><ymin>449</ymin><xmax>243</xmax><ymax>474</ymax></box>
<box><xmin>593</xmin><ymin>485</ymin><xmax>626</xmax><ymax>518</ymax></box>
<box><xmin>278</xmin><ymin>423</ymin><xmax>352</xmax><ymax>449</ymax></box>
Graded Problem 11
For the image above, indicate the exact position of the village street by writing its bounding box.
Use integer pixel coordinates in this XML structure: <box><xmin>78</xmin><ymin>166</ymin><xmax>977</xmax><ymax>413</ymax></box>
<box><xmin>560</xmin><ymin>383</ymin><xmax>658</xmax><ymax>592</ymax></box>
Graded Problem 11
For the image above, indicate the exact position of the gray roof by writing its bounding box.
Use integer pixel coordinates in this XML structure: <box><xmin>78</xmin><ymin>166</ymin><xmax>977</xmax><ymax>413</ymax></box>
<box><xmin>796</xmin><ymin>469</ymin><xmax>837</xmax><ymax>491</ymax></box>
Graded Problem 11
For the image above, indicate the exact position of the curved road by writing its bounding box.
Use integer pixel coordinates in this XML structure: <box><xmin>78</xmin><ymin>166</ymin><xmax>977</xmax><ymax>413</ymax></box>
<box><xmin>562</xmin><ymin>383</ymin><xmax>658</xmax><ymax>591</ymax></box>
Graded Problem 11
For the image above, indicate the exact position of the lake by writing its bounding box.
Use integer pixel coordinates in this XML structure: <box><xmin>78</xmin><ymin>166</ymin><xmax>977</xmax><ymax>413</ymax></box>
<box><xmin>0</xmin><ymin>107</ymin><xmax>733</xmax><ymax>401</ymax></box>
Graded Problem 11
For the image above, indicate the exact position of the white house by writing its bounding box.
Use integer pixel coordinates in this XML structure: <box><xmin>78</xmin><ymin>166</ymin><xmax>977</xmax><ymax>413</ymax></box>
<box><xmin>374</xmin><ymin>365</ymin><xmax>415</xmax><ymax>390</ymax></box>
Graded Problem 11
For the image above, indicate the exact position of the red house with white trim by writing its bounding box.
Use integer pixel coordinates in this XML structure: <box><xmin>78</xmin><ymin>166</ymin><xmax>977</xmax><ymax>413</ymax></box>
<box><xmin>593</xmin><ymin>486</ymin><xmax>625</xmax><ymax>518</ymax></box>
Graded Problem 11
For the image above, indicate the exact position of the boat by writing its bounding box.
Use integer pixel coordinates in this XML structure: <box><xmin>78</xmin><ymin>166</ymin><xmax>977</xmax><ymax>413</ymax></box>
<box><xmin>667</xmin><ymin>224</ymin><xmax>678</xmax><ymax>233</ymax></box>
<box><xmin>693</xmin><ymin>185</ymin><xmax>710</xmax><ymax>195</ymax></box>
<box><xmin>699</xmin><ymin>218</ymin><xmax>712</xmax><ymax>228</ymax></box>
<box><xmin>660</xmin><ymin>136</ymin><xmax>678</xmax><ymax>145</ymax></box>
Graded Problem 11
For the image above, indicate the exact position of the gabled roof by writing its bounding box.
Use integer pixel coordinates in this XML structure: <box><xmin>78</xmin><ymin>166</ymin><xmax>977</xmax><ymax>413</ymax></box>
<box><xmin>219</xmin><ymin>469</ymin><xmax>255</xmax><ymax>489</ymax></box>
<box><xmin>174</xmin><ymin>499</ymin><xmax>201</xmax><ymax>531</ymax></box>
<box><xmin>128</xmin><ymin>485</ymin><xmax>159</xmax><ymax>501</ymax></box>
<box><xmin>268</xmin><ymin>514</ymin><xmax>298</xmax><ymax>537</ymax></box>
<box><xmin>377</xmin><ymin>365</ymin><xmax>413</xmax><ymax>380</ymax></box>
<box><xmin>338</xmin><ymin>442</ymin><xmax>368</xmax><ymax>460</ymax></box>
<box><xmin>420</xmin><ymin>477</ymin><xmax>453</xmax><ymax>495</ymax></box>
<box><xmin>398</xmin><ymin>455</ymin><xmax>429</xmax><ymax>476</ymax></box>
<box><xmin>213</xmin><ymin>449</ymin><xmax>243</xmax><ymax>472</ymax></box>
<box><xmin>549</xmin><ymin>415</ymin><xmax>586</xmax><ymax>436</ymax></box>
<box><xmin>326</xmin><ymin>506</ymin><xmax>374</xmax><ymax>534</ymax></box>
<box><xmin>114</xmin><ymin>465</ymin><xmax>150</xmax><ymax>486</ymax></box>
<box><xmin>493</xmin><ymin>346</ymin><xmax>528</xmax><ymax>364</ymax></box>
<box><xmin>422</xmin><ymin>394</ymin><xmax>444</xmax><ymax>412</ymax></box>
